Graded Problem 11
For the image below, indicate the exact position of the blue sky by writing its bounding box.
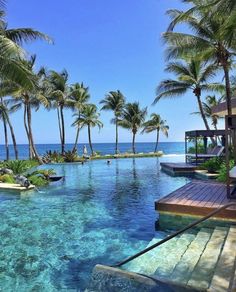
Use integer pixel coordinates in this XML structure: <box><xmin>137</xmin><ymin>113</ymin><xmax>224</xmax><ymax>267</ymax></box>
<box><xmin>5</xmin><ymin>0</ymin><xmax>224</xmax><ymax>144</ymax></box>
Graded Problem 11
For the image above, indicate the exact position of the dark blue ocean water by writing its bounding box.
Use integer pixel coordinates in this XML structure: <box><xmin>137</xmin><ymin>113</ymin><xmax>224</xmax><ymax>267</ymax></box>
<box><xmin>0</xmin><ymin>142</ymin><xmax>185</xmax><ymax>160</ymax></box>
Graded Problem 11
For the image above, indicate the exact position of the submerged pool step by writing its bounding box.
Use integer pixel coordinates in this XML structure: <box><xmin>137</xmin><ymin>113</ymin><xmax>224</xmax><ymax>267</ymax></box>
<box><xmin>209</xmin><ymin>226</ymin><xmax>236</xmax><ymax>292</ymax></box>
<box><xmin>170</xmin><ymin>228</ymin><xmax>212</xmax><ymax>285</ymax></box>
<box><xmin>88</xmin><ymin>225</ymin><xmax>236</xmax><ymax>291</ymax></box>
<box><xmin>153</xmin><ymin>233</ymin><xmax>196</xmax><ymax>279</ymax></box>
<box><xmin>187</xmin><ymin>227</ymin><xmax>228</xmax><ymax>290</ymax></box>
<box><xmin>126</xmin><ymin>232</ymin><xmax>196</xmax><ymax>276</ymax></box>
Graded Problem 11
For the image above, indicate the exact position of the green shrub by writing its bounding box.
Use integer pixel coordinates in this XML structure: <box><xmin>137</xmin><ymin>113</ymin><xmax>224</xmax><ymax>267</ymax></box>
<box><xmin>28</xmin><ymin>175</ymin><xmax>48</xmax><ymax>186</ymax></box>
<box><xmin>0</xmin><ymin>160</ymin><xmax>39</xmax><ymax>175</ymax></box>
<box><xmin>188</xmin><ymin>143</ymin><xmax>205</xmax><ymax>154</ymax></box>
<box><xmin>36</xmin><ymin>169</ymin><xmax>56</xmax><ymax>179</ymax></box>
<box><xmin>200</xmin><ymin>157</ymin><xmax>223</xmax><ymax>173</ymax></box>
<box><xmin>63</xmin><ymin>150</ymin><xmax>79</xmax><ymax>162</ymax></box>
<box><xmin>46</xmin><ymin>150</ymin><xmax>64</xmax><ymax>163</ymax></box>
<box><xmin>0</xmin><ymin>174</ymin><xmax>15</xmax><ymax>183</ymax></box>
<box><xmin>217</xmin><ymin>160</ymin><xmax>235</xmax><ymax>182</ymax></box>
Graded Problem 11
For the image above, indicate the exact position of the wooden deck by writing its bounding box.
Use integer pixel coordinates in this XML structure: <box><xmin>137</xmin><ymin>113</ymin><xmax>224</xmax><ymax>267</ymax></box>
<box><xmin>160</xmin><ymin>162</ymin><xmax>197</xmax><ymax>176</ymax></box>
<box><xmin>156</xmin><ymin>180</ymin><xmax>236</xmax><ymax>220</ymax></box>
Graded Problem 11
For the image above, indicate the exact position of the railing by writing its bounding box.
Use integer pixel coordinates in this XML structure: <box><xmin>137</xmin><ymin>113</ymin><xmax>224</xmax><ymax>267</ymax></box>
<box><xmin>113</xmin><ymin>202</ymin><xmax>236</xmax><ymax>267</ymax></box>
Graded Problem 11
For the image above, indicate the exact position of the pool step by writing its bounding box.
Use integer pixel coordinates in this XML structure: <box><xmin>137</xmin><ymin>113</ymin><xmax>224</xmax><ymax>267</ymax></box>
<box><xmin>209</xmin><ymin>226</ymin><xmax>236</xmax><ymax>291</ymax></box>
<box><xmin>170</xmin><ymin>228</ymin><xmax>212</xmax><ymax>285</ymax></box>
<box><xmin>87</xmin><ymin>226</ymin><xmax>236</xmax><ymax>291</ymax></box>
<box><xmin>187</xmin><ymin>227</ymin><xmax>228</xmax><ymax>290</ymax></box>
<box><xmin>126</xmin><ymin>232</ymin><xmax>195</xmax><ymax>276</ymax></box>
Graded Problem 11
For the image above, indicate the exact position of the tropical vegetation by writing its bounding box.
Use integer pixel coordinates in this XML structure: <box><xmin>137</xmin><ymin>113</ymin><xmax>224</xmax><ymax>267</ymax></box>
<box><xmin>1</xmin><ymin>0</ymin><xmax>236</xmax><ymax>164</ymax></box>
<box><xmin>142</xmin><ymin>114</ymin><xmax>169</xmax><ymax>153</ymax></box>
<box><xmin>119</xmin><ymin>102</ymin><xmax>147</xmax><ymax>154</ymax></box>
<box><xmin>100</xmin><ymin>90</ymin><xmax>125</xmax><ymax>154</ymax></box>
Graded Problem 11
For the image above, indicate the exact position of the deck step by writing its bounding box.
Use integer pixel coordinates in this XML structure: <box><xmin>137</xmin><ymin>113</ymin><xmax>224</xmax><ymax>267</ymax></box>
<box><xmin>153</xmin><ymin>233</ymin><xmax>196</xmax><ymax>279</ymax></box>
<box><xmin>209</xmin><ymin>226</ymin><xmax>236</xmax><ymax>292</ymax></box>
<box><xmin>170</xmin><ymin>228</ymin><xmax>212</xmax><ymax>285</ymax></box>
<box><xmin>187</xmin><ymin>227</ymin><xmax>228</xmax><ymax>290</ymax></box>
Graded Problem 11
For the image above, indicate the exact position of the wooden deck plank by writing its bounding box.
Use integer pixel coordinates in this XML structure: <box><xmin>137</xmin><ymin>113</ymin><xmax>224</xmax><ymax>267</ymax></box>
<box><xmin>159</xmin><ymin>182</ymin><xmax>195</xmax><ymax>203</ymax></box>
<box><xmin>156</xmin><ymin>181</ymin><xmax>236</xmax><ymax>220</ymax></box>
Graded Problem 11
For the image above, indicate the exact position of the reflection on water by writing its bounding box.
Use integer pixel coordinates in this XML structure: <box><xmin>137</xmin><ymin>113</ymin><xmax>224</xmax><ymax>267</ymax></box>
<box><xmin>0</xmin><ymin>157</ymin><xmax>188</xmax><ymax>290</ymax></box>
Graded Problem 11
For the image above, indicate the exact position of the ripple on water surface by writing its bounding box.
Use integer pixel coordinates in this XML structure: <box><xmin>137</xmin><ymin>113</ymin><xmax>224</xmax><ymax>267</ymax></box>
<box><xmin>0</xmin><ymin>157</ymin><xmax>188</xmax><ymax>290</ymax></box>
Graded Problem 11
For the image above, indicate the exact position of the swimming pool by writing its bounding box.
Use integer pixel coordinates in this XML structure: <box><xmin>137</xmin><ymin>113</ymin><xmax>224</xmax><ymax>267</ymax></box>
<box><xmin>0</xmin><ymin>157</ymin><xmax>188</xmax><ymax>291</ymax></box>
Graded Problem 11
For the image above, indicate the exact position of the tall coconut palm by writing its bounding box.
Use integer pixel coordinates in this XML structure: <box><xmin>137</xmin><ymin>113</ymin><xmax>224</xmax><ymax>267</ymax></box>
<box><xmin>100</xmin><ymin>90</ymin><xmax>125</xmax><ymax>154</ymax></box>
<box><xmin>68</xmin><ymin>83</ymin><xmax>90</xmax><ymax>153</ymax></box>
<box><xmin>0</xmin><ymin>80</ymin><xmax>20</xmax><ymax>159</ymax></box>
<box><xmin>0</xmin><ymin>97</ymin><xmax>9</xmax><ymax>160</ymax></box>
<box><xmin>192</xmin><ymin>95</ymin><xmax>224</xmax><ymax>130</ymax></box>
<box><xmin>119</xmin><ymin>102</ymin><xmax>147</xmax><ymax>154</ymax></box>
<box><xmin>48</xmin><ymin>70</ymin><xmax>72</xmax><ymax>154</ymax></box>
<box><xmin>12</xmin><ymin>56</ymin><xmax>49</xmax><ymax>163</ymax></box>
<box><xmin>164</xmin><ymin>6</ymin><xmax>236</xmax><ymax>115</ymax></box>
<box><xmin>0</xmin><ymin>6</ymin><xmax>51</xmax><ymax>88</ymax></box>
<box><xmin>72</xmin><ymin>104</ymin><xmax>103</xmax><ymax>155</ymax></box>
<box><xmin>154</xmin><ymin>59</ymin><xmax>223</xmax><ymax>140</ymax></box>
<box><xmin>0</xmin><ymin>99</ymin><xmax>20</xmax><ymax>160</ymax></box>
<box><xmin>142</xmin><ymin>114</ymin><xmax>169</xmax><ymax>153</ymax></box>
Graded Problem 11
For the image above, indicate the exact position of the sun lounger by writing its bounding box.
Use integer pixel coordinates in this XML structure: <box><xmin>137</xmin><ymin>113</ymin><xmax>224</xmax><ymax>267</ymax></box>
<box><xmin>186</xmin><ymin>146</ymin><xmax>224</xmax><ymax>164</ymax></box>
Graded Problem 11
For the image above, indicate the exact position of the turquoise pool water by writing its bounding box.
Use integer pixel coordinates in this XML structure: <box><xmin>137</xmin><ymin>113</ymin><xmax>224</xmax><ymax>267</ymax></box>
<box><xmin>0</xmin><ymin>157</ymin><xmax>188</xmax><ymax>291</ymax></box>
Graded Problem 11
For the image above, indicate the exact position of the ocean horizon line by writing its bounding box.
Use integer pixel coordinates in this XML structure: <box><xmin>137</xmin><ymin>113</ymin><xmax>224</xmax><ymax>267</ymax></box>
<box><xmin>0</xmin><ymin>141</ymin><xmax>185</xmax><ymax>146</ymax></box>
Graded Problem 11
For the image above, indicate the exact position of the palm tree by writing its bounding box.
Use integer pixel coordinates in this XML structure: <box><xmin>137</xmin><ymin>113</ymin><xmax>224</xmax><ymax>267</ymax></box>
<box><xmin>0</xmin><ymin>80</ymin><xmax>20</xmax><ymax>160</ymax></box>
<box><xmin>154</xmin><ymin>59</ymin><xmax>223</xmax><ymax>139</ymax></box>
<box><xmin>68</xmin><ymin>83</ymin><xmax>90</xmax><ymax>153</ymax></box>
<box><xmin>100</xmin><ymin>90</ymin><xmax>125</xmax><ymax>154</ymax></box>
<box><xmin>164</xmin><ymin>6</ymin><xmax>236</xmax><ymax>115</ymax></box>
<box><xmin>72</xmin><ymin>104</ymin><xmax>103</xmax><ymax>155</ymax></box>
<box><xmin>48</xmin><ymin>70</ymin><xmax>72</xmax><ymax>154</ymax></box>
<box><xmin>192</xmin><ymin>95</ymin><xmax>224</xmax><ymax>130</ymax></box>
<box><xmin>119</xmin><ymin>102</ymin><xmax>147</xmax><ymax>154</ymax></box>
<box><xmin>0</xmin><ymin>5</ymin><xmax>51</xmax><ymax>88</ymax></box>
<box><xmin>142</xmin><ymin>114</ymin><xmax>169</xmax><ymax>153</ymax></box>
<box><xmin>0</xmin><ymin>99</ymin><xmax>20</xmax><ymax>160</ymax></box>
<box><xmin>12</xmin><ymin>56</ymin><xmax>49</xmax><ymax>162</ymax></box>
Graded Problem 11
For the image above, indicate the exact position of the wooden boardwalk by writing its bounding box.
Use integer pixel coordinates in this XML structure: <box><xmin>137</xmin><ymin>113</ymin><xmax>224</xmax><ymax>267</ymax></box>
<box><xmin>156</xmin><ymin>180</ymin><xmax>236</xmax><ymax>220</ymax></box>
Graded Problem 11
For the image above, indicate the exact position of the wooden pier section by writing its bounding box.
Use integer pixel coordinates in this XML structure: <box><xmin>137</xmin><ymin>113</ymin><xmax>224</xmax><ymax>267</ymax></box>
<box><xmin>156</xmin><ymin>180</ymin><xmax>236</xmax><ymax>220</ymax></box>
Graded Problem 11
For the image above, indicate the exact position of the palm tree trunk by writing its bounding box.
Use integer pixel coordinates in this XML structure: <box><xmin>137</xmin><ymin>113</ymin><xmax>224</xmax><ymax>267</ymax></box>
<box><xmin>26</xmin><ymin>103</ymin><xmax>43</xmax><ymax>164</ymax></box>
<box><xmin>115</xmin><ymin>119</ymin><xmax>118</xmax><ymax>154</ymax></box>
<box><xmin>57</xmin><ymin>107</ymin><xmax>62</xmax><ymax>148</ymax></box>
<box><xmin>132</xmin><ymin>131</ymin><xmax>136</xmax><ymax>154</ymax></box>
<box><xmin>3</xmin><ymin>117</ymin><xmax>9</xmax><ymax>160</ymax></box>
<box><xmin>222</xmin><ymin>63</ymin><xmax>236</xmax><ymax>163</ymax></box>
<box><xmin>60</xmin><ymin>106</ymin><xmax>65</xmax><ymax>154</ymax></box>
<box><xmin>154</xmin><ymin>130</ymin><xmax>160</xmax><ymax>153</ymax></box>
<box><xmin>222</xmin><ymin>64</ymin><xmax>232</xmax><ymax>115</ymax></box>
<box><xmin>6</xmin><ymin>114</ymin><xmax>18</xmax><ymax>160</ymax></box>
<box><xmin>24</xmin><ymin>104</ymin><xmax>33</xmax><ymax>159</ymax></box>
<box><xmin>72</xmin><ymin>127</ymin><xmax>80</xmax><ymax>153</ymax></box>
<box><xmin>196</xmin><ymin>94</ymin><xmax>216</xmax><ymax>145</ymax></box>
<box><xmin>72</xmin><ymin>112</ymin><xmax>80</xmax><ymax>153</ymax></box>
<box><xmin>88</xmin><ymin>124</ymin><xmax>93</xmax><ymax>154</ymax></box>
